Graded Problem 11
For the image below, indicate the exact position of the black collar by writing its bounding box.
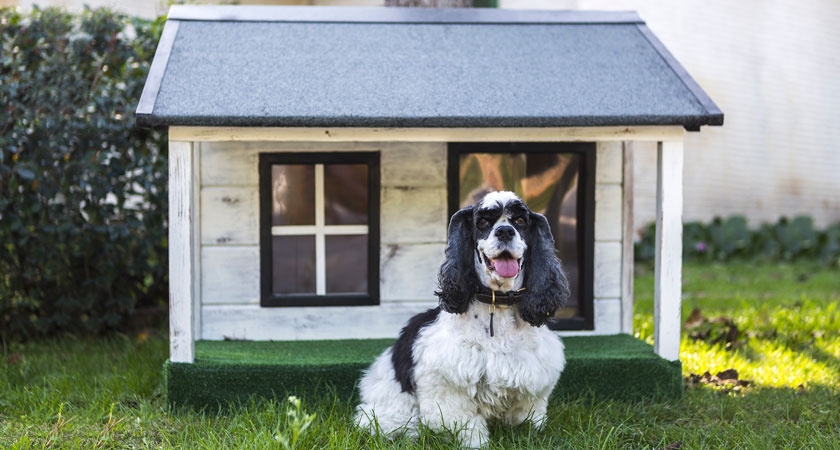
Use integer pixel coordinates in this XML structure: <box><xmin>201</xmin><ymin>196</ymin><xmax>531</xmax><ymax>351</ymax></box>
<box><xmin>474</xmin><ymin>287</ymin><xmax>526</xmax><ymax>306</ymax></box>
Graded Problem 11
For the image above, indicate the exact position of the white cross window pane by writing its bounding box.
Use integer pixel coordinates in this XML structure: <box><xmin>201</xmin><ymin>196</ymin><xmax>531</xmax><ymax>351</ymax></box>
<box><xmin>270</xmin><ymin>162</ymin><xmax>369</xmax><ymax>297</ymax></box>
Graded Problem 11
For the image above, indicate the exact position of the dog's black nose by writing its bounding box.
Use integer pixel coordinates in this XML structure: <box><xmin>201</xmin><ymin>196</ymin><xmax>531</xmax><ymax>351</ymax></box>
<box><xmin>495</xmin><ymin>225</ymin><xmax>516</xmax><ymax>242</ymax></box>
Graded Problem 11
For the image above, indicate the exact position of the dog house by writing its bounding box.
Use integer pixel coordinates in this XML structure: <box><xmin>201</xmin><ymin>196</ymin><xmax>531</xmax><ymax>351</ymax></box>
<box><xmin>137</xmin><ymin>5</ymin><xmax>722</xmax><ymax>406</ymax></box>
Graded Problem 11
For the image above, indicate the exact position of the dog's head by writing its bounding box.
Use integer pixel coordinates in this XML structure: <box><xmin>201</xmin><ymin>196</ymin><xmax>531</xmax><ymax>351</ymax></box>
<box><xmin>435</xmin><ymin>191</ymin><xmax>570</xmax><ymax>326</ymax></box>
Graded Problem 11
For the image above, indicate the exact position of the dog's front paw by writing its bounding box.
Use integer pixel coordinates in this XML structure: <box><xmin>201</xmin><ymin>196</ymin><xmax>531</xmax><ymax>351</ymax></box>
<box><xmin>532</xmin><ymin>412</ymin><xmax>548</xmax><ymax>430</ymax></box>
<box><xmin>455</xmin><ymin>419</ymin><xmax>489</xmax><ymax>449</ymax></box>
<box><xmin>460</xmin><ymin>428</ymin><xmax>489</xmax><ymax>449</ymax></box>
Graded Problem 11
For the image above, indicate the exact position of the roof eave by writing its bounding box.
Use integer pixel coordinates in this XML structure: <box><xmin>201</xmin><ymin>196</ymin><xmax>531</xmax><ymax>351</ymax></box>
<box><xmin>634</xmin><ymin>23</ymin><xmax>723</xmax><ymax>130</ymax></box>
<box><xmin>135</xmin><ymin>114</ymin><xmax>724</xmax><ymax>129</ymax></box>
<box><xmin>134</xmin><ymin>20</ymin><xmax>180</xmax><ymax>127</ymax></box>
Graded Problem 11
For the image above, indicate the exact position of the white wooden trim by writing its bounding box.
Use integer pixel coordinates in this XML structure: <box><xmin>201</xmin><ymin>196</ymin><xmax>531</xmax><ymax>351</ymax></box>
<box><xmin>654</xmin><ymin>140</ymin><xmax>684</xmax><ymax>361</ymax></box>
<box><xmin>593</xmin><ymin>242</ymin><xmax>622</xmax><ymax>299</ymax></box>
<box><xmin>192</xmin><ymin>142</ymin><xmax>202</xmax><ymax>340</ymax></box>
<box><xmin>271</xmin><ymin>225</ymin><xmax>368</xmax><ymax>235</ymax></box>
<box><xmin>593</xmin><ymin>298</ymin><xmax>622</xmax><ymax>334</ymax></box>
<box><xmin>314</xmin><ymin>164</ymin><xmax>326</xmax><ymax>296</ymax></box>
<box><xmin>170</xmin><ymin>126</ymin><xmax>685</xmax><ymax>143</ymax></box>
<box><xmin>595</xmin><ymin>141</ymin><xmax>623</xmax><ymax>184</ymax></box>
<box><xmin>168</xmin><ymin>140</ymin><xmax>196</xmax><ymax>363</ymax></box>
<box><xmin>201</xmin><ymin>302</ymin><xmax>438</xmax><ymax>341</ymax></box>
<box><xmin>594</xmin><ymin>184</ymin><xmax>622</xmax><ymax>242</ymax></box>
<box><xmin>621</xmin><ymin>141</ymin><xmax>635</xmax><ymax>335</ymax></box>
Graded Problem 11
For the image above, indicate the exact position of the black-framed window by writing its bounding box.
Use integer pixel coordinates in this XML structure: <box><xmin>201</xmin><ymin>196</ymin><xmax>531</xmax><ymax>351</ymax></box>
<box><xmin>448</xmin><ymin>143</ymin><xmax>595</xmax><ymax>330</ymax></box>
<box><xmin>259</xmin><ymin>152</ymin><xmax>380</xmax><ymax>307</ymax></box>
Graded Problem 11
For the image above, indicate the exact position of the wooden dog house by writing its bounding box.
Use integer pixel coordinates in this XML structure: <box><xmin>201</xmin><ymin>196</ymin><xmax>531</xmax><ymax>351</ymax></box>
<box><xmin>137</xmin><ymin>5</ymin><xmax>723</xmax><ymax>406</ymax></box>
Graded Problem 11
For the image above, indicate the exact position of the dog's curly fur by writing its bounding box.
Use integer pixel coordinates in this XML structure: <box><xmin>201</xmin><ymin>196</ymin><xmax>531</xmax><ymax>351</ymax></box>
<box><xmin>355</xmin><ymin>191</ymin><xmax>569</xmax><ymax>448</ymax></box>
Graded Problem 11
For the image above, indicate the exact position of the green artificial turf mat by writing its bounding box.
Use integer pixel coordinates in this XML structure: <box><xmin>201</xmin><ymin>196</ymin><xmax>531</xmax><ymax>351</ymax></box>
<box><xmin>194</xmin><ymin>338</ymin><xmax>394</xmax><ymax>366</ymax></box>
<box><xmin>166</xmin><ymin>334</ymin><xmax>681</xmax><ymax>409</ymax></box>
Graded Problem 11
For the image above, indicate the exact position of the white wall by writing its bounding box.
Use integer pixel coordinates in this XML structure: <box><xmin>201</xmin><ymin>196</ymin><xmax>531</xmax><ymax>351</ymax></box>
<box><xmin>195</xmin><ymin>139</ymin><xmax>628</xmax><ymax>340</ymax></box>
<box><xmin>502</xmin><ymin>0</ymin><xmax>840</xmax><ymax>230</ymax></box>
<box><xmin>590</xmin><ymin>142</ymin><xmax>627</xmax><ymax>336</ymax></box>
<box><xmin>197</xmin><ymin>141</ymin><xmax>446</xmax><ymax>340</ymax></box>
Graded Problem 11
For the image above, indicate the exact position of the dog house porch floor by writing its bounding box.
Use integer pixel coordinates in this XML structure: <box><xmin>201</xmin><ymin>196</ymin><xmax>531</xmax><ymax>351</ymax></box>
<box><xmin>165</xmin><ymin>334</ymin><xmax>682</xmax><ymax>409</ymax></box>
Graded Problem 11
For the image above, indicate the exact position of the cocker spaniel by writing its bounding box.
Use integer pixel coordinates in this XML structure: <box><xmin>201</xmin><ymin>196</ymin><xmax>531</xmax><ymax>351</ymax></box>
<box><xmin>356</xmin><ymin>191</ymin><xmax>570</xmax><ymax>448</ymax></box>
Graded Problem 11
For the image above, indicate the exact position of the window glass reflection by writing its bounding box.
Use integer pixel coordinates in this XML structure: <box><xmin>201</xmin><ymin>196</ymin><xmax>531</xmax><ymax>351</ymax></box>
<box><xmin>459</xmin><ymin>152</ymin><xmax>580</xmax><ymax>317</ymax></box>
<box><xmin>325</xmin><ymin>235</ymin><xmax>368</xmax><ymax>294</ymax></box>
<box><xmin>272</xmin><ymin>165</ymin><xmax>315</xmax><ymax>226</ymax></box>
<box><xmin>325</xmin><ymin>164</ymin><xmax>368</xmax><ymax>225</ymax></box>
<box><xmin>272</xmin><ymin>235</ymin><xmax>316</xmax><ymax>295</ymax></box>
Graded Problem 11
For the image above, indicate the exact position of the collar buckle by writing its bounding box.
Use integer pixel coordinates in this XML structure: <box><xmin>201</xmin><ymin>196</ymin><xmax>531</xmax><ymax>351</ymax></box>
<box><xmin>474</xmin><ymin>287</ymin><xmax>526</xmax><ymax>307</ymax></box>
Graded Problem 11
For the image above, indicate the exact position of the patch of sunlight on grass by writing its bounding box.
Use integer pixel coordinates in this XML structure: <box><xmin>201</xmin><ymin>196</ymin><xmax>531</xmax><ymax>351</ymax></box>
<box><xmin>818</xmin><ymin>337</ymin><xmax>840</xmax><ymax>359</ymax></box>
<box><xmin>681</xmin><ymin>338</ymin><xmax>839</xmax><ymax>388</ymax></box>
<box><xmin>746</xmin><ymin>299</ymin><xmax>840</xmax><ymax>339</ymax></box>
<box><xmin>746</xmin><ymin>340</ymin><xmax>839</xmax><ymax>387</ymax></box>
<box><xmin>634</xmin><ymin>263</ymin><xmax>840</xmax><ymax>389</ymax></box>
<box><xmin>633</xmin><ymin>315</ymin><xmax>654</xmax><ymax>346</ymax></box>
<box><xmin>680</xmin><ymin>339</ymin><xmax>751</xmax><ymax>378</ymax></box>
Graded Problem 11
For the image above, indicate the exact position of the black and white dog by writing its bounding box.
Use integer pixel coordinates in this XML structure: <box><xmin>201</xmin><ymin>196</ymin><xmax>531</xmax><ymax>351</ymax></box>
<box><xmin>356</xmin><ymin>191</ymin><xmax>569</xmax><ymax>448</ymax></box>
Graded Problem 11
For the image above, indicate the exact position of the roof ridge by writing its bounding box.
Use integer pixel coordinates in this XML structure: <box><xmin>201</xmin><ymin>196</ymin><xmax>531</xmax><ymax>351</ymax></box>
<box><xmin>166</xmin><ymin>5</ymin><xmax>644</xmax><ymax>25</ymax></box>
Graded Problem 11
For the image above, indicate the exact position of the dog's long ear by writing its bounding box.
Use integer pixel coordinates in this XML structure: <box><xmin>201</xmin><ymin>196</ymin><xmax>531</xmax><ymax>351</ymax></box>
<box><xmin>435</xmin><ymin>206</ymin><xmax>478</xmax><ymax>314</ymax></box>
<box><xmin>519</xmin><ymin>212</ymin><xmax>570</xmax><ymax>326</ymax></box>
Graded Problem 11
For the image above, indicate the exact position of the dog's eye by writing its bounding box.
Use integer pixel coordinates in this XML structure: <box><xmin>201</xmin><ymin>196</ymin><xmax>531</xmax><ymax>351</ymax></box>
<box><xmin>514</xmin><ymin>217</ymin><xmax>526</xmax><ymax>226</ymax></box>
<box><xmin>477</xmin><ymin>218</ymin><xmax>489</xmax><ymax>228</ymax></box>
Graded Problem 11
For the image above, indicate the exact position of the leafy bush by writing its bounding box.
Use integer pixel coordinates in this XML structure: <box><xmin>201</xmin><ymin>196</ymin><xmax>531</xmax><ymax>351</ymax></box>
<box><xmin>635</xmin><ymin>216</ymin><xmax>840</xmax><ymax>265</ymax></box>
<box><xmin>0</xmin><ymin>7</ymin><xmax>167</xmax><ymax>340</ymax></box>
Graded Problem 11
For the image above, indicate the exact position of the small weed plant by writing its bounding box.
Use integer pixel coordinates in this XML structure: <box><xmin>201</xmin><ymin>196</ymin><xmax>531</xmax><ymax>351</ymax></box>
<box><xmin>275</xmin><ymin>396</ymin><xmax>316</xmax><ymax>450</ymax></box>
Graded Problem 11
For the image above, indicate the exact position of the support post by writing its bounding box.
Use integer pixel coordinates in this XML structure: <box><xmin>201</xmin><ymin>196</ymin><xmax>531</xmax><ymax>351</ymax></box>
<box><xmin>192</xmin><ymin>143</ymin><xmax>202</xmax><ymax>341</ymax></box>
<box><xmin>654</xmin><ymin>140</ymin><xmax>683</xmax><ymax>361</ymax></box>
<box><xmin>169</xmin><ymin>140</ymin><xmax>196</xmax><ymax>363</ymax></box>
<box><xmin>621</xmin><ymin>141</ymin><xmax>634</xmax><ymax>334</ymax></box>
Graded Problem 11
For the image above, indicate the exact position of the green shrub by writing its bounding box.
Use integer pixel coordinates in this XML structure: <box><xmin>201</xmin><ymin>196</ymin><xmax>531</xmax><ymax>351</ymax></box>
<box><xmin>635</xmin><ymin>215</ymin><xmax>840</xmax><ymax>265</ymax></box>
<box><xmin>708</xmin><ymin>216</ymin><xmax>751</xmax><ymax>260</ymax></box>
<box><xmin>0</xmin><ymin>7</ymin><xmax>167</xmax><ymax>340</ymax></box>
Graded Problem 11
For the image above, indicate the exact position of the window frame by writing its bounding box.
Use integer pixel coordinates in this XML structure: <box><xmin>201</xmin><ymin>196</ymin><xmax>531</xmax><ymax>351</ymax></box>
<box><xmin>447</xmin><ymin>143</ymin><xmax>596</xmax><ymax>331</ymax></box>
<box><xmin>259</xmin><ymin>152</ymin><xmax>380</xmax><ymax>307</ymax></box>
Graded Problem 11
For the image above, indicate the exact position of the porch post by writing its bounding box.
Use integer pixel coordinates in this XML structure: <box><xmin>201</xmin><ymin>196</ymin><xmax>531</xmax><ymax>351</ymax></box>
<box><xmin>168</xmin><ymin>139</ymin><xmax>196</xmax><ymax>363</ymax></box>
<box><xmin>621</xmin><ymin>142</ymin><xmax>635</xmax><ymax>334</ymax></box>
<box><xmin>654</xmin><ymin>140</ymin><xmax>683</xmax><ymax>361</ymax></box>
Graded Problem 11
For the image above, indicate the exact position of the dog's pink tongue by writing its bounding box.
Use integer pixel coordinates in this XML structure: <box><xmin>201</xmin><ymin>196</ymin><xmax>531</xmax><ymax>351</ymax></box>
<box><xmin>493</xmin><ymin>258</ymin><xmax>519</xmax><ymax>278</ymax></box>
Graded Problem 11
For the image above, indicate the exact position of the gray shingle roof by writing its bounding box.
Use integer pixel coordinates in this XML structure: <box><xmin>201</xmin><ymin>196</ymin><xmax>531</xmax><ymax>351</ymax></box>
<box><xmin>136</xmin><ymin>6</ymin><xmax>723</xmax><ymax>130</ymax></box>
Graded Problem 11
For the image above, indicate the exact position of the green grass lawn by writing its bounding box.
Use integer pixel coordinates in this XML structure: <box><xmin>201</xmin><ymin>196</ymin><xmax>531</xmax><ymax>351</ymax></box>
<box><xmin>2</xmin><ymin>263</ymin><xmax>839</xmax><ymax>449</ymax></box>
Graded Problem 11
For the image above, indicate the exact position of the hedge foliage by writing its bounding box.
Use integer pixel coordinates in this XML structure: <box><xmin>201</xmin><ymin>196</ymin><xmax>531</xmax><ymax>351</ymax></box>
<box><xmin>635</xmin><ymin>216</ymin><xmax>840</xmax><ymax>265</ymax></box>
<box><xmin>0</xmin><ymin>7</ymin><xmax>167</xmax><ymax>340</ymax></box>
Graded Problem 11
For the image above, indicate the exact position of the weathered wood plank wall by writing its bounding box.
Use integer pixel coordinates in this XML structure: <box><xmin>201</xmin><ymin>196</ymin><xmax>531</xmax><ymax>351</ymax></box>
<box><xmin>198</xmin><ymin>140</ymin><xmax>630</xmax><ymax>340</ymax></box>
<box><xmin>199</xmin><ymin>142</ymin><xmax>446</xmax><ymax>340</ymax></box>
<box><xmin>588</xmin><ymin>141</ymin><xmax>624</xmax><ymax>335</ymax></box>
